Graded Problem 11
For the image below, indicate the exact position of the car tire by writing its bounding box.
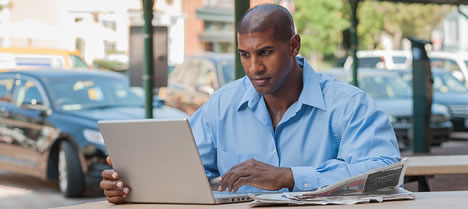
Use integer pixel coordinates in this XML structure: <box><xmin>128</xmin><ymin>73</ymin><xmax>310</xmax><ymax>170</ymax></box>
<box><xmin>58</xmin><ymin>140</ymin><xmax>85</xmax><ymax>197</ymax></box>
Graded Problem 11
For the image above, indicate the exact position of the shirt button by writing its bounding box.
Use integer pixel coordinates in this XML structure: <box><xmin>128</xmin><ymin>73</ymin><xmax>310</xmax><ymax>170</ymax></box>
<box><xmin>272</xmin><ymin>149</ymin><xmax>276</xmax><ymax>153</ymax></box>
<box><xmin>304</xmin><ymin>184</ymin><xmax>309</xmax><ymax>188</ymax></box>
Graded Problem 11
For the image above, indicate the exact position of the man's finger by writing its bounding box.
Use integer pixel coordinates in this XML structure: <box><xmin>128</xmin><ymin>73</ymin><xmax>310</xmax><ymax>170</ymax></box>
<box><xmin>100</xmin><ymin>180</ymin><xmax>124</xmax><ymax>190</ymax></box>
<box><xmin>107</xmin><ymin>195</ymin><xmax>127</xmax><ymax>204</ymax></box>
<box><xmin>101</xmin><ymin>169</ymin><xmax>118</xmax><ymax>180</ymax></box>
<box><xmin>226</xmin><ymin>169</ymin><xmax>250</xmax><ymax>192</ymax></box>
<box><xmin>104</xmin><ymin>187</ymin><xmax>130</xmax><ymax>197</ymax></box>
<box><xmin>219</xmin><ymin>168</ymin><xmax>237</xmax><ymax>192</ymax></box>
<box><xmin>106</xmin><ymin>156</ymin><xmax>113</xmax><ymax>167</ymax></box>
<box><xmin>232</xmin><ymin>176</ymin><xmax>250</xmax><ymax>192</ymax></box>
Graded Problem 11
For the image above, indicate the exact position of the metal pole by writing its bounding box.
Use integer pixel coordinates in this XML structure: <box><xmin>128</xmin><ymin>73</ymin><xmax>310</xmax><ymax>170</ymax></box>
<box><xmin>350</xmin><ymin>0</ymin><xmax>360</xmax><ymax>87</ymax></box>
<box><xmin>142</xmin><ymin>0</ymin><xmax>154</xmax><ymax>118</ymax></box>
<box><xmin>409</xmin><ymin>38</ymin><xmax>433</xmax><ymax>153</ymax></box>
<box><xmin>234</xmin><ymin>0</ymin><xmax>250</xmax><ymax>79</ymax></box>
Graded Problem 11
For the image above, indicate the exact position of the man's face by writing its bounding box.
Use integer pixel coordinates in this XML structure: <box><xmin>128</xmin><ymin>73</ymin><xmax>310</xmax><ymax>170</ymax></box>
<box><xmin>238</xmin><ymin>29</ymin><xmax>295</xmax><ymax>96</ymax></box>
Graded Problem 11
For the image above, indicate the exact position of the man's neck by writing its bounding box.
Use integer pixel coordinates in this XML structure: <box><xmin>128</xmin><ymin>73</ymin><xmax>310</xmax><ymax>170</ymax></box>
<box><xmin>264</xmin><ymin>63</ymin><xmax>303</xmax><ymax>130</ymax></box>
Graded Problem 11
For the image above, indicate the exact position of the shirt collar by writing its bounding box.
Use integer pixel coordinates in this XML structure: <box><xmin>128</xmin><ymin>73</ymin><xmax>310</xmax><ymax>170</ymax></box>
<box><xmin>237</xmin><ymin>56</ymin><xmax>327</xmax><ymax>111</ymax></box>
<box><xmin>296</xmin><ymin>56</ymin><xmax>327</xmax><ymax>111</ymax></box>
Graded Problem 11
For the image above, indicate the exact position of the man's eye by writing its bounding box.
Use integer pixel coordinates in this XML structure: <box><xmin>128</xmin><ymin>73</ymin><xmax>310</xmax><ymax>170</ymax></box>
<box><xmin>260</xmin><ymin>50</ymin><xmax>272</xmax><ymax>56</ymax></box>
<box><xmin>240</xmin><ymin>53</ymin><xmax>249</xmax><ymax>58</ymax></box>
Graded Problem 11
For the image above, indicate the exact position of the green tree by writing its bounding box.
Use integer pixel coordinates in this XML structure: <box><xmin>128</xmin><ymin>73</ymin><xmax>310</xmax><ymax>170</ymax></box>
<box><xmin>376</xmin><ymin>2</ymin><xmax>452</xmax><ymax>49</ymax></box>
<box><xmin>293</xmin><ymin>0</ymin><xmax>453</xmax><ymax>64</ymax></box>
<box><xmin>294</xmin><ymin>0</ymin><xmax>349</xmax><ymax>57</ymax></box>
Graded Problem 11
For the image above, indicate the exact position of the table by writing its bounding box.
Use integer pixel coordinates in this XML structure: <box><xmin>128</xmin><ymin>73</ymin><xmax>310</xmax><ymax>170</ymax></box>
<box><xmin>52</xmin><ymin>191</ymin><xmax>468</xmax><ymax>209</ymax></box>
<box><xmin>405</xmin><ymin>155</ymin><xmax>468</xmax><ymax>191</ymax></box>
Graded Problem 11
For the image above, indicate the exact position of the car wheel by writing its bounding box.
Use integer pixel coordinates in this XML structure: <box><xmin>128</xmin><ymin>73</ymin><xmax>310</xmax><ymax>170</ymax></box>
<box><xmin>58</xmin><ymin>140</ymin><xmax>85</xmax><ymax>197</ymax></box>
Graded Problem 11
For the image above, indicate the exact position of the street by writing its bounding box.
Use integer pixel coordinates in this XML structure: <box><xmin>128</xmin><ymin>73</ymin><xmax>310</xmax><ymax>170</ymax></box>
<box><xmin>0</xmin><ymin>170</ymin><xmax>104</xmax><ymax>209</ymax></box>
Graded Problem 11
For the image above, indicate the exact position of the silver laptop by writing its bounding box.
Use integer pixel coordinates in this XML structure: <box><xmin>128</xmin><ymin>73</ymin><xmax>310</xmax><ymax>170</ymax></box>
<box><xmin>98</xmin><ymin>119</ymin><xmax>253</xmax><ymax>204</ymax></box>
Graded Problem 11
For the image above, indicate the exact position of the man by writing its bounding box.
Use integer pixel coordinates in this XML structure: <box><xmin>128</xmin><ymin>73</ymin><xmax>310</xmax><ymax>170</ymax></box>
<box><xmin>100</xmin><ymin>4</ymin><xmax>400</xmax><ymax>203</ymax></box>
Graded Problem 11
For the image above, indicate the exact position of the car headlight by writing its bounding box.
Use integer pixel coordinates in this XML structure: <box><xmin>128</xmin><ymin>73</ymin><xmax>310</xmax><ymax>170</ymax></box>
<box><xmin>432</xmin><ymin>104</ymin><xmax>450</xmax><ymax>118</ymax></box>
<box><xmin>83</xmin><ymin>129</ymin><xmax>104</xmax><ymax>145</ymax></box>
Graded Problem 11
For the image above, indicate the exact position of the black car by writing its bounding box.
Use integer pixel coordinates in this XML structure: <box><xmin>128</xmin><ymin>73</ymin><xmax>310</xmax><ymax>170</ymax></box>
<box><xmin>0</xmin><ymin>70</ymin><xmax>188</xmax><ymax>197</ymax></box>
<box><xmin>399</xmin><ymin>69</ymin><xmax>468</xmax><ymax>136</ymax></box>
<box><xmin>324</xmin><ymin>69</ymin><xmax>452</xmax><ymax>149</ymax></box>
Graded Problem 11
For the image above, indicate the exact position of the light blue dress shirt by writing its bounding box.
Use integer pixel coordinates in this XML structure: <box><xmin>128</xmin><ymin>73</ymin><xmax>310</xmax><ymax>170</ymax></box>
<box><xmin>189</xmin><ymin>57</ymin><xmax>401</xmax><ymax>192</ymax></box>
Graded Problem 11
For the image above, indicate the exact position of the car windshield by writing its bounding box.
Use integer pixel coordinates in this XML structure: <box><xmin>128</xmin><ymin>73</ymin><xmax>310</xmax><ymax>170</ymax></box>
<box><xmin>48</xmin><ymin>77</ymin><xmax>143</xmax><ymax>111</ymax></box>
<box><xmin>359</xmin><ymin>75</ymin><xmax>411</xmax><ymax>99</ymax></box>
<box><xmin>433</xmin><ymin>72</ymin><xmax>468</xmax><ymax>93</ymax></box>
<box><xmin>392</xmin><ymin>56</ymin><xmax>407</xmax><ymax>64</ymax></box>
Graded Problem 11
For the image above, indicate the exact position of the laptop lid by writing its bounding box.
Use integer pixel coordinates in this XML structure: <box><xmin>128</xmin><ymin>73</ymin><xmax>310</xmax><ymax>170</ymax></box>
<box><xmin>98</xmin><ymin>119</ymin><xmax>216</xmax><ymax>204</ymax></box>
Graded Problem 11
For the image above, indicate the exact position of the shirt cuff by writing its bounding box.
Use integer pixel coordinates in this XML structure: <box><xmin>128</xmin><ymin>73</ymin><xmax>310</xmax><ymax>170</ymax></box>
<box><xmin>290</xmin><ymin>166</ymin><xmax>321</xmax><ymax>191</ymax></box>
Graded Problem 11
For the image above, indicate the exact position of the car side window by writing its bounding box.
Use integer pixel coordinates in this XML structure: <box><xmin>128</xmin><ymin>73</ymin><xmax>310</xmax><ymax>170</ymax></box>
<box><xmin>359</xmin><ymin>57</ymin><xmax>383</xmax><ymax>68</ymax></box>
<box><xmin>12</xmin><ymin>79</ymin><xmax>45</xmax><ymax>107</ymax></box>
<box><xmin>70</xmin><ymin>54</ymin><xmax>88</xmax><ymax>69</ymax></box>
<box><xmin>0</xmin><ymin>78</ymin><xmax>14</xmax><ymax>102</ymax></box>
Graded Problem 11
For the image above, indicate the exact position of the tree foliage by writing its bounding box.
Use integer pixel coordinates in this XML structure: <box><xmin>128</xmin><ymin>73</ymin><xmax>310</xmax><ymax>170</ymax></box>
<box><xmin>294</xmin><ymin>0</ymin><xmax>453</xmax><ymax>58</ymax></box>
<box><xmin>376</xmin><ymin>2</ymin><xmax>452</xmax><ymax>49</ymax></box>
<box><xmin>294</xmin><ymin>0</ymin><xmax>349</xmax><ymax>56</ymax></box>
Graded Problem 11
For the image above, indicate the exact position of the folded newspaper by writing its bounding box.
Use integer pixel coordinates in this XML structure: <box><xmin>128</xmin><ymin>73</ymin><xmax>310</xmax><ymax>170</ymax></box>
<box><xmin>248</xmin><ymin>158</ymin><xmax>414</xmax><ymax>207</ymax></box>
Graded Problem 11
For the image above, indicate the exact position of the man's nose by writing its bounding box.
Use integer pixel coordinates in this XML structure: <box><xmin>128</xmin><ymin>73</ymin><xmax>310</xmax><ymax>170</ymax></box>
<box><xmin>249</xmin><ymin>56</ymin><xmax>265</xmax><ymax>75</ymax></box>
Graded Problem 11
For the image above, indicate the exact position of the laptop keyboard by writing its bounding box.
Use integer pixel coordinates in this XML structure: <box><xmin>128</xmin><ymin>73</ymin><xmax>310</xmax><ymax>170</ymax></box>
<box><xmin>212</xmin><ymin>191</ymin><xmax>250</xmax><ymax>198</ymax></box>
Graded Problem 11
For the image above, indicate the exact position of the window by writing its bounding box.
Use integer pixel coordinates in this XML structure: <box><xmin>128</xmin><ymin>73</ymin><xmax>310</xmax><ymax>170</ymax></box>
<box><xmin>392</xmin><ymin>56</ymin><xmax>407</xmax><ymax>64</ymax></box>
<box><xmin>49</xmin><ymin>77</ymin><xmax>142</xmax><ymax>111</ymax></box>
<box><xmin>170</xmin><ymin>60</ymin><xmax>202</xmax><ymax>87</ymax></box>
<box><xmin>433</xmin><ymin>72</ymin><xmax>467</xmax><ymax>93</ymax></box>
<box><xmin>359</xmin><ymin>57</ymin><xmax>383</xmax><ymax>68</ymax></box>
<box><xmin>12</xmin><ymin>80</ymin><xmax>45</xmax><ymax>107</ymax></box>
<box><xmin>70</xmin><ymin>55</ymin><xmax>88</xmax><ymax>69</ymax></box>
<box><xmin>430</xmin><ymin>58</ymin><xmax>464</xmax><ymax>82</ymax></box>
<box><xmin>217</xmin><ymin>61</ymin><xmax>234</xmax><ymax>86</ymax></box>
<box><xmin>197</xmin><ymin>60</ymin><xmax>217</xmax><ymax>92</ymax></box>
<box><xmin>14</xmin><ymin>55</ymin><xmax>64</xmax><ymax>70</ymax></box>
<box><xmin>359</xmin><ymin>75</ymin><xmax>411</xmax><ymax>99</ymax></box>
<box><xmin>0</xmin><ymin>78</ymin><xmax>14</xmax><ymax>102</ymax></box>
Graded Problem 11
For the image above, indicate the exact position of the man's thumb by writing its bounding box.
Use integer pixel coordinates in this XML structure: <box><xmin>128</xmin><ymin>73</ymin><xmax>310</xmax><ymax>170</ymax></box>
<box><xmin>106</xmin><ymin>156</ymin><xmax>113</xmax><ymax>167</ymax></box>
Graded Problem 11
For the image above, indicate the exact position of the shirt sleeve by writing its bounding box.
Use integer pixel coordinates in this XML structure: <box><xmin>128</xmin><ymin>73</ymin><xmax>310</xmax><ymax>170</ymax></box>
<box><xmin>189</xmin><ymin>101</ymin><xmax>219</xmax><ymax>180</ymax></box>
<box><xmin>290</xmin><ymin>92</ymin><xmax>401</xmax><ymax>191</ymax></box>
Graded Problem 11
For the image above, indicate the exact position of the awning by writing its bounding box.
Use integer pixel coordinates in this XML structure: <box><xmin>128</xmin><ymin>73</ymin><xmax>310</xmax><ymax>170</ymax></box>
<box><xmin>196</xmin><ymin>8</ymin><xmax>233</xmax><ymax>22</ymax></box>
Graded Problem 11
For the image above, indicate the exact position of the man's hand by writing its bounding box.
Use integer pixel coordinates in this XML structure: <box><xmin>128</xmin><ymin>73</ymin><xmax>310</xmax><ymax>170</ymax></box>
<box><xmin>100</xmin><ymin>156</ymin><xmax>130</xmax><ymax>204</ymax></box>
<box><xmin>218</xmin><ymin>159</ymin><xmax>294</xmax><ymax>192</ymax></box>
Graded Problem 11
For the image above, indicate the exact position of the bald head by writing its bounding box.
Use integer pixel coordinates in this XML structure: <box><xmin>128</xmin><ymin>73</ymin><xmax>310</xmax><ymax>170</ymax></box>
<box><xmin>238</xmin><ymin>4</ymin><xmax>295</xmax><ymax>42</ymax></box>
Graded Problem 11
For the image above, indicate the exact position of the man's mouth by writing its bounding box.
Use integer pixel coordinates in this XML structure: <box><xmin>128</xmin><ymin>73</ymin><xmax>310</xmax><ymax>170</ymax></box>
<box><xmin>252</xmin><ymin>77</ymin><xmax>271</xmax><ymax>87</ymax></box>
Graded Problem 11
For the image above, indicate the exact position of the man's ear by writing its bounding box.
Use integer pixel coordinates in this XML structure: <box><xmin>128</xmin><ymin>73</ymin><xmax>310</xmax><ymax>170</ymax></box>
<box><xmin>290</xmin><ymin>34</ymin><xmax>301</xmax><ymax>56</ymax></box>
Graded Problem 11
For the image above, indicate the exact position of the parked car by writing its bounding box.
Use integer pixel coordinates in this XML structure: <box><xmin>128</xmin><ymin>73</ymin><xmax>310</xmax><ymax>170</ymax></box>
<box><xmin>428</xmin><ymin>51</ymin><xmax>468</xmax><ymax>86</ymax></box>
<box><xmin>0</xmin><ymin>70</ymin><xmax>188</xmax><ymax>197</ymax></box>
<box><xmin>0</xmin><ymin>47</ymin><xmax>89</xmax><ymax>71</ymax></box>
<box><xmin>343</xmin><ymin>50</ymin><xmax>412</xmax><ymax>70</ymax></box>
<box><xmin>398</xmin><ymin>69</ymin><xmax>468</xmax><ymax>136</ymax></box>
<box><xmin>324</xmin><ymin>69</ymin><xmax>452</xmax><ymax>149</ymax></box>
<box><xmin>159</xmin><ymin>53</ymin><xmax>234</xmax><ymax>114</ymax></box>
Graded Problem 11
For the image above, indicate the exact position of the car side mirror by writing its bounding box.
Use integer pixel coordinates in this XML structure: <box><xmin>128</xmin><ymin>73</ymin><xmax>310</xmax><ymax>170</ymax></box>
<box><xmin>153</xmin><ymin>96</ymin><xmax>166</xmax><ymax>108</ymax></box>
<box><xmin>196</xmin><ymin>84</ymin><xmax>214</xmax><ymax>95</ymax></box>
